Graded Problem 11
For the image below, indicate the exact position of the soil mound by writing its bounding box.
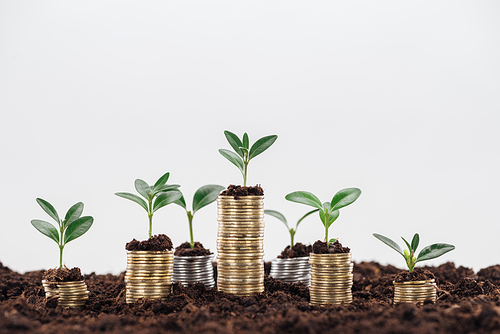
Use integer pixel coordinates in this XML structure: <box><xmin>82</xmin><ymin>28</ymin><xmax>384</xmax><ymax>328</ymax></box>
<box><xmin>394</xmin><ymin>267</ymin><xmax>435</xmax><ymax>282</ymax></box>
<box><xmin>42</xmin><ymin>266</ymin><xmax>83</xmax><ymax>282</ymax></box>
<box><xmin>125</xmin><ymin>234</ymin><xmax>173</xmax><ymax>251</ymax></box>
<box><xmin>278</xmin><ymin>243</ymin><xmax>312</xmax><ymax>258</ymax></box>
<box><xmin>220</xmin><ymin>184</ymin><xmax>264</xmax><ymax>198</ymax></box>
<box><xmin>312</xmin><ymin>240</ymin><xmax>350</xmax><ymax>254</ymax></box>
<box><xmin>174</xmin><ymin>242</ymin><xmax>212</xmax><ymax>256</ymax></box>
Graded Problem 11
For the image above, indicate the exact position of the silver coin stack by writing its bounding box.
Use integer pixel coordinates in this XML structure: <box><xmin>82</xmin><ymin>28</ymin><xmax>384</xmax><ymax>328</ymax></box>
<box><xmin>172</xmin><ymin>254</ymin><xmax>215</xmax><ymax>288</ymax></box>
<box><xmin>270</xmin><ymin>257</ymin><xmax>311</xmax><ymax>286</ymax></box>
<box><xmin>309</xmin><ymin>253</ymin><xmax>353</xmax><ymax>305</ymax></box>
<box><xmin>393</xmin><ymin>279</ymin><xmax>437</xmax><ymax>304</ymax></box>
<box><xmin>42</xmin><ymin>280</ymin><xmax>89</xmax><ymax>308</ymax></box>
<box><xmin>125</xmin><ymin>250</ymin><xmax>174</xmax><ymax>303</ymax></box>
<box><xmin>217</xmin><ymin>195</ymin><xmax>265</xmax><ymax>296</ymax></box>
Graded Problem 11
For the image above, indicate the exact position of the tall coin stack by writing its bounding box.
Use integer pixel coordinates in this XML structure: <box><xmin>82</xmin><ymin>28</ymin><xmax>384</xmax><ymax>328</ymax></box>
<box><xmin>125</xmin><ymin>250</ymin><xmax>174</xmax><ymax>303</ymax></box>
<box><xmin>172</xmin><ymin>254</ymin><xmax>215</xmax><ymax>289</ymax></box>
<box><xmin>393</xmin><ymin>279</ymin><xmax>437</xmax><ymax>304</ymax></box>
<box><xmin>309</xmin><ymin>253</ymin><xmax>353</xmax><ymax>305</ymax></box>
<box><xmin>42</xmin><ymin>280</ymin><xmax>89</xmax><ymax>308</ymax></box>
<box><xmin>217</xmin><ymin>195</ymin><xmax>265</xmax><ymax>296</ymax></box>
<box><xmin>270</xmin><ymin>257</ymin><xmax>311</xmax><ymax>286</ymax></box>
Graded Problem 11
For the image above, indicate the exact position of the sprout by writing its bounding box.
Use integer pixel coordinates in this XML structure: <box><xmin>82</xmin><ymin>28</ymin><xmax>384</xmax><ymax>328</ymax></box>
<box><xmin>264</xmin><ymin>209</ymin><xmax>318</xmax><ymax>248</ymax></box>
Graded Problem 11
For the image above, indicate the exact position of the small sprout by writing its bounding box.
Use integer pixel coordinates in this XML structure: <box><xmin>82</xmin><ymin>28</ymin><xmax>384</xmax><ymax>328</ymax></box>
<box><xmin>285</xmin><ymin>188</ymin><xmax>361</xmax><ymax>246</ymax></box>
<box><xmin>31</xmin><ymin>198</ymin><xmax>94</xmax><ymax>268</ymax></box>
<box><xmin>219</xmin><ymin>130</ymin><xmax>278</xmax><ymax>187</ymax></box>
<box><xmin>264</xmin><ymin>209</ymin><xmax>319</xmax><ymax>248</ymax></box>
<box><xmin>174</xmin><ymin>184</ymin><xmax>225</xmax><ymax>248</ymax></box>
<box><xmin>115</xmin><ymin>172</ymin><xmax>182</xmax><ymax>239</ymax></box>
<box><xmin>373</xmin><ymin>233</ymin><xmax>455</xmax><ymax>273</ymax></box>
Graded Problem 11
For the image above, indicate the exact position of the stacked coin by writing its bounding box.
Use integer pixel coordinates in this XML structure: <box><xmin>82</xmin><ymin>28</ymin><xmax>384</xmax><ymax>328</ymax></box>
<box><xmin>42</xmin><ymin>280</ymin><xmax>89</xmax><ymax>308</ymax></box>
<box><xmin>125</xmin><ymin>250</ymin><xmax>174</xmax><ymax>304</ymax></box>
<box><xmin>172</xmin><ymin>254</ymin><xmax>215</xmax><ymax>289</ymax></box>
<box><xmin>309</xmin><ymin>253</ymin><xmax>353</xmax><ymax>305</ymax></box>
<box><xmin>270</xmin><ymin>257</ymin><xmax>311</xmax><ymax>286</ymax></box>
<box><xmin>393</xmin><ymin>279</ymin><xmax>437</xmax><ymax>304</ymax></box>
<box><xmin>217</xmin><ymin>195</ymin><xmax>265</xmax><ymax>296</ymax></box>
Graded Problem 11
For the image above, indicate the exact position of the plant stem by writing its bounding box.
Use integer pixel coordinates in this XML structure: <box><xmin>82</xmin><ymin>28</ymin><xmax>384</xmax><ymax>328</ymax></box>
<box><xmin>243</xmin><ymin>161</ymin><xmax>248</xmax><ymax>187</ymax></box>
<box><xmin>59</xmin><ymin>245</ymin><xmax>63</xmax><ymax>269</ymax></box>
<box><xmin>148</xmin><ymin>198</ymin><xmax>153</xmax><ymax>239</ymax></box>
<box><xmin>324</xmin><ymin>212</ymin><xmax>329</xmax><ymax>247</ymax></box>
<box><xmin>59</xmin><ymin>222</ymin><xmax>64</xmax><ymax>268</ymax></box>
<box><xmin>187</xmin><ymin>211</ymin><xmax>194</xmax><ymax>248</ymax></box>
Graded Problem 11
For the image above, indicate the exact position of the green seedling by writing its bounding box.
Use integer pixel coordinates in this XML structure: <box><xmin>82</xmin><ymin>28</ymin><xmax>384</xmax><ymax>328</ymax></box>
<box><xmin>264</xmin><ymin>209</ymin><xmax>318</xmax><ymax>248</ymax></box>
<box><xmin>174</xmin><ymin>184</ymin><xmax>225</xmax><ymax>248</ymax></box>
<box><xmin>115</xmin><ymin>172</ymin><xmax>182</xmax><ymax>239</ymax></box>
<box><xmin>31</xmin><ymin>198</ymin><xmax>94</xmax><ymax>268</ymax></box>
<box><xmin>285</xmin><ymin>188</ymin><xmax>362</xmax><ymax>246</ymax></box>
<box><xmin>373</xmin><ymin>233</ymin><xmax>455</xmax><ymax>273</ymax></box>
<box><xmin>219</xmin><ymin>130</ymin><xmax>278</xmax><ymax>187</ymax></box>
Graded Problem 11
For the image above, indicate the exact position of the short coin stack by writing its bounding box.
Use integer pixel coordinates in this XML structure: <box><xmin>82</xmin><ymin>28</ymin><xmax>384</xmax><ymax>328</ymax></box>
<box><xmin>309</xmin><ymin>253</ymin><xmax>353</xmax><ymax>305</ymax></box>
<box><xmin>42</xmin><ymin>280</ymin><xmax>89</xmax><ymax>308</ymax></box>
<box><xmin>270</xmin><ymin>257</ymin><xmax>311</xmax><ymax>286</ymax></box>
<box><xmin>125</xmin><ymin>250</ymin><xmax>174</xmax><ymax>304</ymax></box>
<box><xmin>172</xmin><ymin>254</ymin><xmax>215</xmax><ymax>289</ymax></box>
<box><xmin>217</xmin><ymin>195</ymin><xmax>265</xmax><ymax>296</ymax></box>
<box><xmin>393</xmin><ymin>279</ymin><xmax>437</xmax><ymax>304</ymax></box>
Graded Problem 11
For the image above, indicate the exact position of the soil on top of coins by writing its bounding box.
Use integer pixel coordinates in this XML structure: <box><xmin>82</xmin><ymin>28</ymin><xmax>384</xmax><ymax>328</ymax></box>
<box><xmin>312</xmin><ymin>239</ymin><xmax>351</xmax><ymax>254</ymax></box>
<box><xmin>1</xmin><ymin>260</ymin><xmax>500</xmax><ymax>334</ymax></box>
<box><xmin>125</xmin><ymin>234</ymin><xmax>173</xmax><ymax>251</ymax></box>
<box><xmin>174</xmin><ymin>242</ymin><xmax>212</xmax><ymax>257</ymax></box>
<box><xmin>42</xmin><ymin>266</ymin><xmax>83</xmax><ymax>282</ymax></box>
<box><xmin>277</xmin><ymin>242</ymin><xmax>312</xmax><ymax>258</ymax></box>
<box><xmin>220</xmin><ymin>184</ymin><xmax>264</xmax><ymax>198</ymax></box>
<box><xmin>394</xmin><ymin>267</ymin><xmax>436</xmax><ymax>282</ymax></box>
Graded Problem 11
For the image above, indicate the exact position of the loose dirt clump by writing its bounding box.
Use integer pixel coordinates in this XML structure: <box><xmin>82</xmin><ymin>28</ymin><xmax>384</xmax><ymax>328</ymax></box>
<box><xmin>394</xmin><ymin>267</ymin><xmax>435</xmax><ymax>282</ymax></box>
<box><xmin>125</xmin><ymin>234</ymin><xmax>173</xmax><ymax>251</ymax></box>
<box><xmin>220</xmin><ymin>184</ymin><xmax>264</xmax><ymax>198</ymax></box>
<box><xmin>174</xmin><ymin>242</ymin><xmax>212</xmax><ymax>257</ymax></box>
<box><xmin>312</xmin><ymin>240</ymin><xmax>350</xmax><ymax>254</ymax></box>
<box><xmin>277</xmin><ymin>243</ymin><xmax>312</xmax><ymax>258</ymax></box>
<box><xmin>42</xmin><ymin>266</ymin><xmax>83</xmax><ymax>282</ymax></box>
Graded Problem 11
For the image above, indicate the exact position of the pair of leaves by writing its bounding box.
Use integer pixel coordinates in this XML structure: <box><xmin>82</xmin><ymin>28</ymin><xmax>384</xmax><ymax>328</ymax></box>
<box><xmin>265</xmin><ymin>208</ymin><xmax>319</xmax><ymax>232</ymax></box>
<box><xmin>175</xmin><ymin>184</ymin><xmax>225</xmax><ymax>214</ymax></box>
<box><xmin>372</xmin><ymin>233</ymin><xmax>455</xmax><ymax>264</ymax></box>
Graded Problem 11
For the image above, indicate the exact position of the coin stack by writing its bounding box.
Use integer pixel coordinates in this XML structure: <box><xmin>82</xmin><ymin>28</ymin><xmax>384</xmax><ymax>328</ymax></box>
<box><xmin>125</xmin><ymin>250</ymin><xmax>174</xmax><ymax>304</ymax></box>
<box><xmin>393</xmin><ymin>279</ymin><xmax>437</xmax><ymax>304</ymax></box>
<box><xmin>309</xmin><ymin>253</ymin><xmax>353</xmax><ymax>305</ymax></box>
<box><xmin>216</xmin><ymin>195</ymin><xmax>265</xmax><ymax>296</ymax></box>
<box><xmin>172</xmin><ymin>254</ymin><xmax>215</xmax><ymax>289</ymax></box>
<box><xmin>42</xmin><ymin>280</ymin><xmax>89</xmax><ymax>308</ymax></box>
<box><xmin>270</xmin><ymin>256</ymin><xmax>311</xmax><ymax>286</ymax></box>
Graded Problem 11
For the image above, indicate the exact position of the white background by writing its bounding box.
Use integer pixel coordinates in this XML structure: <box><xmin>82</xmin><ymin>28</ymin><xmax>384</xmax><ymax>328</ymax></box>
<box><xmin>1</xmin><ymin>1</ymin><xmax>499</xmax><ymax>275</ymax></box>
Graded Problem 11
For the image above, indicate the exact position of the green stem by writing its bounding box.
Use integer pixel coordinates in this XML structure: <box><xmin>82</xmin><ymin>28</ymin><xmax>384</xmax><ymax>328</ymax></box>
<box><xmin>59</xmin><ymin>222</ymin><xmax>64</xmax><ymax>268</ymax></box>
<box><xmin>59</xmin><ymin>245</ymin><xmax>63</xmax><ymax>269</ymax></box>
<box><xmin>148</xmin><ymin>198</ymin><xmax>153</xmax><ymax>239</ymax></box>
<box><xmin>243</xmin><ymin>161</ymin><xmax>248</xmax><ymax>187</ymax></box>
<box><xmin>324</xmin><ymin>212</ymin><xmax>329</xmax><ymax>247</ymax></box>
<box><xmin>187</xmin><ymin>211</ymin><xmax>194</xmax><ymax>248</ymax></box>
<box><xmin>290</xmin><ymin>230</ymin><xmax>295</xmax><ymax>248</ymax></box>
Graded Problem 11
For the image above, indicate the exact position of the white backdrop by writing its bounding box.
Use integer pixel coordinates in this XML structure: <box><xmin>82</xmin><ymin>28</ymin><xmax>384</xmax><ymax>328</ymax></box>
<box><xmin>1</xmin><ymin>1</ymin><xmax>499</xmax><ymax>274</ymax></box>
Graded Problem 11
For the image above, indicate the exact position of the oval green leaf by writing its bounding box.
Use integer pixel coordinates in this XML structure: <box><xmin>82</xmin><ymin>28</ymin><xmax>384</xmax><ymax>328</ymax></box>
<box><xmin>242</xmin><ymin>133</ymin><xmax>249</xmax><ymax>149</ymax></box>
<box><xmin>416</xmin><ymin>243</ymin><xmax>455</xmax><ymax>263</ymax></box>
<box><xmin>134</xmin><ymin>179</ymin><xmax>152</xmax><ymax>199</ymax></box>
<box><xmin>153</xmin><ymin>172</ymin><xmax>170</xmax><ymax>192</ymax></box>
<box><xmin>264</xmin><ymin>209</ymin><xmax>288</xmax><ymax>228</ymax></box>
<box><xmin>174</xmin><ymin>193</ymin><xmax>187</xmax><ymax>210</ymax></box>
<box><xmin>219</xmin><ymin>149</ymin><xmax>245</xmax><ymax>174</ymax></box>
<box><xmin>64</xmin><ymin>216</ymin><xmax>93</xmax><ymax>244</ymax></box>
<box><xmin>224</xmin><ymin>130</ymin><xmax>244</xmax><ymax>158</ymax></box>
<box><xmin>401</xmin><ymin>237</ymin><xmax>412</xmax><ymax>253</ymax></box>
<box><xmin>153</xmin><ymin>190</ymin><xmax>182</xmax><ymax>213</ymax></box>
<box><xmin>285</xmin><ymin>191</ymin><xmax>323</xmax><ymax>210</ymax></box>
<box><xmin>115</xmin><ymin>192</ymin><xmax>148</xmax><ymax>211</ymax></box>
<box><xmin>330</xmin><ymin>188</ymin><xmax>362</xmax><ymax>211</ymax></box>
<box><xmin>154</xmin><ymin>184</ymin><xmax>181</xmax><ymax>196</ymax></box>
<box><xmin>64</xmin><ymin>202</ymin><xmax>84</xmax><ymax>228</ymax></box>
<box><xmin>192</xmin><ymin>185</ymin><xmax>225</xmax><ymax>214</ymax></box>
<box><xmin>36</xmin><ymin>198</ymin><xmax>60</xmax><ymax>224</ymax></box>
<box><xmin>249</xmin><ymin>135</ymin><xmax>278</xmax><ymax>160</ymax></box>
<box><xmin>411</xmin><ymin>233</ymin><xmax>420</xmax><ymax>253</ymax></box>
<box><xmin>31</xmin><ymin>219</ymin><xmax>59</xmax><ymax>244</ymax></box>
<box><xmin>373</xmin><ymin>233</ymin><xmax>404</xmax><ymax>257</ymax></box>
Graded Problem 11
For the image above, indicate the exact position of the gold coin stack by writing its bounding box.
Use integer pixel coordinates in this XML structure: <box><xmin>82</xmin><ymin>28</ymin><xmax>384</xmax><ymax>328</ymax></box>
<box><xmin>42</xmin><ymin>280</ymin><xmax>89</xmax><ymax>308</ymax></box>
<box><xmin>309</xmin><ymin>253</ymin><xmax>353</xmax><ymax>305</ymax></box>
<box><xmin>217</xmin><ymin>195</ymin><xmax>265</xmax><ymax>296</ymax></box>
<box><xmin>393</xmin><ymin>279</ymin><xmax>437</xmax><ymax>304</ymax></box>
<box><xmin>125</xmin><ymin>250</ymin><xmax>174</xmax><ymax>304</ymax></box>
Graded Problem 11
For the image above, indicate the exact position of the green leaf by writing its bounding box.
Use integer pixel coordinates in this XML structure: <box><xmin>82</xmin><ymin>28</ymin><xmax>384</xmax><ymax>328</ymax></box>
<box><xmin>174</xmin><ymin>194</ymin><xmax>187</xmax><ymax>210</ymax></box>
<box><xmin>153</xmin><ymin>184</ymin><xmax>181</xmax><ymax>196</ymax></box>
<box><xmin>285</xmin><ymin>191</ymin><xmax>323</xmax><ymax>209</ymax></box>
<box><xmin>411</xmin><ymin>233</ymin><xmax>420</xmax><ymax>253</ymax></box>
<box><xmin>135</xmin><ymin>179</ymin><xmax>152</xmax><ymax>199</ymax></box>
<box><xmin>242</xmin><ymin>133</ymin><xmax>249</xmax><ymax>149</ymax></box>
<box><xmin>249</xmin><ymin>135</ymin><xmax>278</xmax><ymax>160</ymax></box>
<box><xmin>153</xmin><ymin>172</ymin><xmax>170</xmax><ymax>192</ymax></box>
<box><xmin>264</xmin><ymin>209</ymin><xmax>288</xmax><ymax>228</ymax></box>
<box><xmin>64</xmin><ymin>216</ymin><xmax>93</xmax><ymax>244</ymax></box>
<box><xmin>36</xmin><ymin>198</ymin><xmax>60</xmax><ymax>224</ymax></box>
<box><xmin>64</xmin><ymin>202</ymin><xmax>84</xmax><ymax>228</ymax></box>
<box><xmin>224</xmin><ymin>130</ymin><xmax>244</xmax><ymax>157</ymax></box>
<box><xmin>401</xmin><ymin>237</ymin><xmax>412</xmax><ymax>253</ymax></box>
<box><xmin>416</xmin><ymin>243</ymin><xmax>455</xmax><ymax>262</ymax></box>
<box><xmin>330</xmin><ymin>188</ymin><xmax>362</xmax><ymax>211</ymax></box>
<box><xmin>115</xmin><ymin>192</ymin><xmax>148</xmax><ymax>211</ymax></box>
<box><xmin>153</xmin><ymin>190</ymin><xmax>182</xmax><ymax>213</ymax></box>
<box><xmin>192</xmin><ymin>185</ymin><xmax>225</xmax><ymax>214</ymax></box>
<box><xmin>31</xmin><ymin>219</ymin><xmax>59</xmax><ymax>244</ymax></box>
<box><xmin>296</xmin><ymin>209</ymin><xmax>319</xmax><ymax>229</ymax></box>
<box><xmin>329</xmin><ymin>238</ymin><xmax>337</xmax><ymax>243</ymax></box>
<box><xmin>373</xmin><ymin>233</ymin><xmax>404</xmax><ymax>257</ymax></box>
<box><xmin>319</xmin><ymin>210</ymin><xmax>339</xmax><ymax>227</ymax></box>
<box><xmin>219</xmin><ymin>149</ymin><xmax>245</xmax><ymax>174</ymax></box>
<box><xmin>239</xmin><ymin>147</ymin><xmax>249</xmax><ymax>157</ymax></box>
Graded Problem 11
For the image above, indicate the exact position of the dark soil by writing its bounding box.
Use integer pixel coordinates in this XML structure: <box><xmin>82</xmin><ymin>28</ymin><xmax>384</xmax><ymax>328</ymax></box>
<box><xmin>174</xmin><ymin>242</ymin><xmax>212</xmax><ymax>257</ymax></box>
<box><xmin>1</xmin><ymin>260</ymin><xmax>500</xmax><ymax>333</ymax></box>
<box><xmin>42</xmin><ymin>266</ymin><xmax>83</xmax><ymax>282</ymax></box>
<box><xmin>312</xmin><ymin>240</ymin><xmax>350</xmax><ymax>254</ymax></box>
<box><xmin>125</xmin><ymin>234</ymin><xmax>173</xmax><ymax>251</ymax></box>
<box><xmin>394</xmin><ymin>267</ymin><xmax>435</xmax><ymax>282</ymax></box>
<box><xmin>220</xmin><ymin>184</ymin><xmax>264</xmax><ymax>198</ymax></box>
<box><xmin>277</xmin><ymin>243</ymin><xmax>312</xmax><ymax>258</ymax></box>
